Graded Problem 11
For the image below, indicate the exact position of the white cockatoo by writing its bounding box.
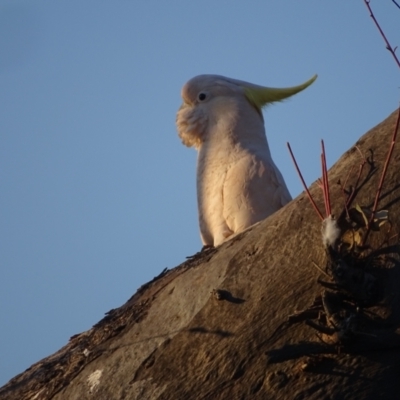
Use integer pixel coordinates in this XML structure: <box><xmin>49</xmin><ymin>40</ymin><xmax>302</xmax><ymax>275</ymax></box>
<box><xmin>176</xmin><ymin>74</ymin><xmax>317</xmax><ymax>247</ymax></box>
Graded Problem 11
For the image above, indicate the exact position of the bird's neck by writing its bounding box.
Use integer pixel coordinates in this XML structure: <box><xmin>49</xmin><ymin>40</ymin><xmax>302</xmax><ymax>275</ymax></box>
<box><xmin>199</xmin><ymin>114</ymin><xmax>271</xmax><ymax>161</ymax></box>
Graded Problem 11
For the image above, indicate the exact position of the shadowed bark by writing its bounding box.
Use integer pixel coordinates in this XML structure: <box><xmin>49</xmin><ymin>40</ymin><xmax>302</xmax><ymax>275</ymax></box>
<box><xmin>1</xmin><ymin>110</ymin><xmax>400</xmax><ymax>400</ymax></box>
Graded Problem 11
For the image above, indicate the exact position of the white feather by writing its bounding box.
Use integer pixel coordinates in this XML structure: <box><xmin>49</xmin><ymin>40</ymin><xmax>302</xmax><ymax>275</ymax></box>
<box><xmin>321</xmin><ymin>215</ymin><xmax>341</xmax><ymax>249</ymax></box>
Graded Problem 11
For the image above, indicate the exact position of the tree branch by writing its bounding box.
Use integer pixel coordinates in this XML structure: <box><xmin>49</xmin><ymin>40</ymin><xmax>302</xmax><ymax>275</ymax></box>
<box><xmin>363</xmin><ymin>0</ymin><xmax>400</xmax><ymax>69</ymax></box>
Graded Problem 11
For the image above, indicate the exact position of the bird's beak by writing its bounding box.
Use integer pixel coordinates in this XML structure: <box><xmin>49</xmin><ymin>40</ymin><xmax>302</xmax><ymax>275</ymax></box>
<box><xmin>244</xmin><ymin>74</ymin><xmax>317</xmax><ymax>111</ymax></box>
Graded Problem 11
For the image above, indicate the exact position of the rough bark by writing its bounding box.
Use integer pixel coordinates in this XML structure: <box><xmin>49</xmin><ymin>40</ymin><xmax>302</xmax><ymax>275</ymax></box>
<box><xmin>1</xmin><ymin>110</ymin><xmax>400</xmax><ymax>400</ymax></box>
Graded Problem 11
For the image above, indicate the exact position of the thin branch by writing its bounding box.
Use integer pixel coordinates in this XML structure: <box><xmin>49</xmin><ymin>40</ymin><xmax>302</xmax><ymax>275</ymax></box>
<box><xmin>393</xmin><ymin>0</ymin><xmax>400</xmax><ymax>10</ymax></box>
<box><xmin>364</xmin><ymin>106</ymin><xmax>400</xmax><ymax>243</ymax></box>
<box><xmin>346</xmin><ymin>160</ymin><xmax>366</xmax><ymax>208</ymax></box>
<box><xmin>370</xmin><ymin>106</ymin><xmax>400</xmax><ymax>215</ymax></box>
<box><xmin>363</xmin><ymin>0</ymin><xmax>400</xmax><ymax>69</ymax></box>
<box><xmin>339</xmin><ymin>181</ymin><xmax>351</xmax><ymax>219</ymax></box>
<box><xmin>355</xmin><ymin>145</ymin><xmax>367</xmax><ymax>162</ymax></box>
<box><xmin>287</xmin><ymin>142</ymin><xmax>324</xmax><ymax>220</ymax></box>
<box><xmin>343</xmin><ymin>164</ymin><xmax>355</xmax><ymax>192</ymax></box>
<box><xmin>321</xmin><ymin>140</ymin><xmax>331</xmax><ymax>215</ymax></box>
<box><xmin>320</xmin><ymin>154</ymin><xmax>328</xmax><ymax>216</ymax></box>
<box><xmin>337</xmin><ymin>164</ymin><xmax>355</xmax><ymax>219</ymax></box>
<box><xmin>345</xmin><ymin>146</ymin><xmax>367</xmax><ymax>207</ymax></box>
<box><xmin>311</xmin><ymin>260</ymin><xmax>330</xmax><ymax>279</ymax></box>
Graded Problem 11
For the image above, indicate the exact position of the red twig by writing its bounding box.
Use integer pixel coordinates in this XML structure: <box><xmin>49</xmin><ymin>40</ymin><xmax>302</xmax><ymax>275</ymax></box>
<box><xmin>363</xmin><ymin>0</ymin><xmax>400</xmax><ymax>69</ymax></box>
<box><xmin>370</xmin><ymin>106</ymin><xmax>400</xmax><ymax>216</ymax></box>
<box><xmin>287</xmin><ymin>142</ymin><xmax>324</xmax><ymax>221</ymax></box>
<box><xmin>321</xmin><ymin>140</ymin><xmax>331</xmax><ymax>215</ymax></box>
<box><xmin>320</xmin><ymin>154</ymin><xmax>327</xmax><ymax>215</ymax></box>
<box><xmin>363</xmin><ymin>106</ymin><xmax>400</xmax><ymax>244</ymax></box>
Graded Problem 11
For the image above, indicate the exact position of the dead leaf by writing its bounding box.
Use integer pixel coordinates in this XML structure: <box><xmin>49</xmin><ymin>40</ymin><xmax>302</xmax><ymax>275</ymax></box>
<box><xmin>340</xmin><ymin>228</ymin><xmax>364</xmax><ymax>251</ymax></box>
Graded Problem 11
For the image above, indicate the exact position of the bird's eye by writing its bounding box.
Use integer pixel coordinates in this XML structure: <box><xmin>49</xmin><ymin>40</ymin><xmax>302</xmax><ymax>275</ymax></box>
<box><xmin>198</xmin><ymin>92</ymin><xmax>207</xmax><ymax>101</ymax></box>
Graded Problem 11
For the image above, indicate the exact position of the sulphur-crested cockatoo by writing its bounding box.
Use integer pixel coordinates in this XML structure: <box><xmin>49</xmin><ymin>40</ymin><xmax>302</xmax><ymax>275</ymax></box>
<box><xmin>176</xmin><ymin>74</ymin><xmax>317</xmax><ymax>247</ymax></box>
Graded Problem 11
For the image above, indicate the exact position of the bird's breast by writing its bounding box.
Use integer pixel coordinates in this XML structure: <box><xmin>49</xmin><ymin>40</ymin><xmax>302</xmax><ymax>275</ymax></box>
<box><xmin>196</xmin><ymin>138</ymin><xmax>243</xmax><ymax>222</ymax></box>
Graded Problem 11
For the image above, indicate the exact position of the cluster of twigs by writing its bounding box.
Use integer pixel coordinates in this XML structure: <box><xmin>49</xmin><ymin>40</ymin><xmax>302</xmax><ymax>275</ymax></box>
<box><xmin>268</xmin><ymin>0</ymin><xmax>400</xmax><ymax>355</ymax></box>
<box><xmin>287</xmin><ymin>1</ymin><xmax>400</xmax><ymax>243</ymax></box>
<box><xmin>364</xmin><ymin>1</ymin><xmax>400</xmax><ymax>240</ymax></box>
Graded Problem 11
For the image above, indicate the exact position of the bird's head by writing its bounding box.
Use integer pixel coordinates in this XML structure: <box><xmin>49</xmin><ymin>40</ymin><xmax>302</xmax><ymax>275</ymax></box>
<box><xmin>176</xmin><ymin>74</ymin><xmax>317</xmax><ymax>149</ymax></box>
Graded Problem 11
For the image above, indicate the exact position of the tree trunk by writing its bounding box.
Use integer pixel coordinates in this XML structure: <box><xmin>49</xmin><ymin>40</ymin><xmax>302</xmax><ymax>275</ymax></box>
<box><xmin>1</xmin><ymin>110</ymin><xmax>400</xmax><ymax>400</ymax></box>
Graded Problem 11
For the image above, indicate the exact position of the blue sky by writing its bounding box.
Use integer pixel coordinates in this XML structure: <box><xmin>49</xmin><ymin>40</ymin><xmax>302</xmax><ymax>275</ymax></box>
<box><xmin>1</xmin><ymin>0</ymin><xmax>399</xmax><ymax>386</ymax></box>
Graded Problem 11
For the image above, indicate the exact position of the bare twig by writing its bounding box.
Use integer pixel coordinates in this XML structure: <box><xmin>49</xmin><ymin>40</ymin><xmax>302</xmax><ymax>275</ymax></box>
<box><xmin>311</xmin><ymin>260</ymin><xmax>330</xmax><ymax>279</ymax></box>
<box><xmin>287</xmin><ymin>142</ymin><xmax>324</xmax><ymax>220</ymax></box>
<box><xmin>355</xmin><ymin>145</ymin><xmax>367</xmax><ymax>162</ymax></box>
<box><xmin>392</xmin><ymin>0</ymin><xmax>400</xmax><ymax>10</ymax></box>
<box><xmin>371</xmin><ymin>107</ymin><xmax>400</xmax><ymax>215</ymax></box>
<box><xmin>346</xmin><ymin>160</ymin><xmax>366</xmax><ymax>208</ymax></box>
<box><xmin>338</xmin><ymin>171</ymin><xmax>353</xmax><ymax>219</ymax></box>
<box><xmin>321</xmin><ymin>140</ymin><xmax>331</xmax><ymax>215</ymax></box>
<box><xmin>342</xmin><ymin>164</ymin><xmax>355</xmax><ymax>192</ymax></box>
<box><xmin>363</xmin><ymin>0</ymin><xmax>400</xmax><ymax>69</ymax></box>
<box><xmin>345</xmin><ymin>146</ymin><xmax>368</xmax><ymax>207</ymax></box>
<box><xmin>340</xmin><ymin>184</ymin><xmax>350</xmax><ymax>219</ymax></box>
<box><xmin>320</xmin><ymin>154</ymin><xmax>328</xmax><ymax>216</ymax></box>
<box><xmin>364</xmin><ymin>106</ymin><xmax>400</xmax><ymax>243</ymax></box>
